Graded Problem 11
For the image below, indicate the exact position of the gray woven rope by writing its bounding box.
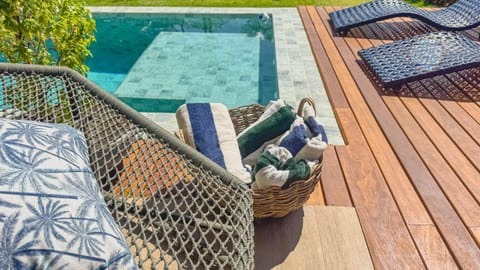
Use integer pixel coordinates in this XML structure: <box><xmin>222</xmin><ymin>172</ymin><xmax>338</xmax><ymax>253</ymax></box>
<box><xmin>358</xmin><ymin>31</ymin><xmax>480</xmax><ymax>88</ymax></box>
<box><xmin>0</xmin><ymin>63</ymin><xmax>254</xmax><ymax>269</ymax></box>
<box><xmin>329</xmin><ymin>0</ymin><xmax>480</xmax><ymax>34</ymax></box>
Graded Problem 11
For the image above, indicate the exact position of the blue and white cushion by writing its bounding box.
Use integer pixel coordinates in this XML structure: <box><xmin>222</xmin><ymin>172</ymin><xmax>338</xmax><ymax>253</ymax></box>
<box><xmin>0</xmin><ymin>118</ymin><xmax>138</xmax><ymax>269</ymax></box>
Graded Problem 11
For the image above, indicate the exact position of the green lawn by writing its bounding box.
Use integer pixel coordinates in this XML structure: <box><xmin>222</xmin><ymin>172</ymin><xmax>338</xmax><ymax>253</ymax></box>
<box><xmin>85</xmin><ymin>0</ymin><xmax>431</xmax><ymax>7</ymax></box>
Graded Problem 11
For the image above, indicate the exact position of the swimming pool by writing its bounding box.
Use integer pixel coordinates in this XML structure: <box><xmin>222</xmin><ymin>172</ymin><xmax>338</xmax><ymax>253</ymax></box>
<box><xmin>87</xmin><ymin>13</ymin><xmax>278</xmax><ymax>112</ymax></box>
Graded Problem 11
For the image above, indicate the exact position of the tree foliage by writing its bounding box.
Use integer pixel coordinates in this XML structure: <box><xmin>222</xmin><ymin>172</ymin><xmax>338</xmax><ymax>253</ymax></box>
<box><xmin>423</xmin><ymin>0</ymin><xmax>456</xmax><ymax>6</ymax></box>
<box><xmin>0</xmin><ymin>0</ymin><xmax>96</xmax><ymax>75</ymax></box>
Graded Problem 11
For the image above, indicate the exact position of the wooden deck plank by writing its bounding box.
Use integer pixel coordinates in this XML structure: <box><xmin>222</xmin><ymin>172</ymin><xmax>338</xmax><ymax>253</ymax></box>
<box><xmin>419</xmin><ymin>78</ymin><xmax>480</xmax><ymax>147</ymax></box>
<box><xmin>304</xmin><ymin>6</ymin><xmax>480</xmax><ymax>268</ymax></box>
<box><xmin>402</xmin><ymin>93</ymin><xmax>480</xmax><ymax>198</ymax></box>
<box><xmin>325</xmin><ymin>10</ymin><xmax>464</xmax><ymax>269</ymax></box>
<box><xmin>331</xmin><ymin>10</ymin><xmax>480</xmax><ymax>267</ymax></box>
<box><xmin>409</xmin><ymin>225</ymin><xmax>458</xmax><ymax>270</ymax></box>
<box><xmin>303</xmin><ymin>6</ymin><xmax>429</xmax><ymax>268</ymax></box>
<box><xmin>472</xmin><ymin>227</ymin><xmax>480</xmax><ymax>246</ymax></box>
<box><xmin>306</xmin><ymin>145</ymin><xmax>352</xmax><ymax>206</ymax></box>
<box><xmin>352</xmin><ymin>16</ymin><xmax>477</xmax><ymax>269</ymax></box>
<box><xmin>304</xmin><ymin>175</ymin><xmax>326</xmax><ymax>205</ymax></box>
<box><xmin>387</xmin><ymin>94</ymin><xmax>480</xmax><ymax>226</ymax></box>
<box><xmin>361</xmin><ymin>16</ymin><xmax>480</xmax><ymax>220</ymax></box>
<box><xmin>322</xmin><ymin>7</ymin><xmax>433</xmax><ymax>226</ymax></box>
<box><xmin>440</xmin><ymin>72</ymin><xmax>480</xmax><ymax>123</ymax></box>
<box><xmin>254</xmin><ymin>206</ymin><xmax>374</xmax><ymax>270</ymax></box>
<box><xmin>373</xmin><ymin>18</ymin><xmax>480</xmax><ymax>168</ymax></box>
<box><xmin>335</xmin><ymin>145</ymin><xmax>424</xmax><ymax>269</ymax></box>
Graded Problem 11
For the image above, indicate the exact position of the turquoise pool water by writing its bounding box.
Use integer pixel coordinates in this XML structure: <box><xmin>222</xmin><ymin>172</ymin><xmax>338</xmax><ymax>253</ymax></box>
<box><xmin>87</xmin><ymin>13</ymin><xmax>278</xmax><ymax>112</ymax></box>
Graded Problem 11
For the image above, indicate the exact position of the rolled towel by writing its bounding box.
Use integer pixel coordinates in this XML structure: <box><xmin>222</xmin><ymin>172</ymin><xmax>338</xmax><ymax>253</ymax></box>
<box><xmin>277</xmin><ymin>117</ymin><xmax>327</xmax><ymax>161</ymax></box>
<box><xmin>176</xmin><ymin>103</ymin><xmax>251</xmax><ymax>184</ymax></box>
<box><xmin>295</xmin><ymin>135</ymin><xmax>328</xmax><ymax>161</ymax></box>
<box><xmin>278</xmin><ymin>117</ymin><xmax>308</xmax><ymax>157</ymax></box>
<box><xmin>252</xmin><ymin>145</ymin><xmax>311</xmax><ymax>190</ymax></box>
<box><xmin>302</xmin><ymin>101</ymin><xmax>328</xmax><ymax>143</ymax></box>
<box><xmin>237</xmin><ymin>99</ymin><xmax>296</xmax><ymax>166</ymax></box>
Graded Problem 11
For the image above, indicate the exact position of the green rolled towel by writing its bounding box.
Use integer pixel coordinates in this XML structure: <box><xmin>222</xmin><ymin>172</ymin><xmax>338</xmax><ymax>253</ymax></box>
<box><xmin>237</xmin><ymin>99</ymin><xmax>296</xmax><ymax>166</ymax></box>
<box><xmin>252</xmin><ymin>145</ymin><xmax>311</xmax><ymax>190</ymax></box>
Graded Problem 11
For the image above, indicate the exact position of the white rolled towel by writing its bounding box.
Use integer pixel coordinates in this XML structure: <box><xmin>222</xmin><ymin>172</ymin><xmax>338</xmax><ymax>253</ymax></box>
<box><xmin>277</xmin><ymin>117</ymin><xmax>327</xmax><ymax>162</ymax></box>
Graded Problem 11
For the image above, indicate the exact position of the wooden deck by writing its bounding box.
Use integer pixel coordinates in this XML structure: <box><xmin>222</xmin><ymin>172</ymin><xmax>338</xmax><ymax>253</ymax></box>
<box><xmin>299</xmin><ymin>6</ymin><xmax>480</xmax><ymax>269</ymax></box>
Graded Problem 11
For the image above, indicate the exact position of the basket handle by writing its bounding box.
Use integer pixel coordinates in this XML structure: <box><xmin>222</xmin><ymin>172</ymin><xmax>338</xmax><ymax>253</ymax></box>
<box><xmin>297</xmin><ymin>97</ymin><xmax>316</xmax><ymax>117</ymax></box>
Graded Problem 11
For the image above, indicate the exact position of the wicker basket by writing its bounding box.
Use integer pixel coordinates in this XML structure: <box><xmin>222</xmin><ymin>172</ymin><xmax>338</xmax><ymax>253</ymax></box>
<box><xmin>229</xmin><ymin>98</ymin><xmax>324</xmax><ymax>218</ymax></box>
<box><xmin>177</xmin><ymin>98</ymin><xmax>324</xmax><ymax>218</ymax></box>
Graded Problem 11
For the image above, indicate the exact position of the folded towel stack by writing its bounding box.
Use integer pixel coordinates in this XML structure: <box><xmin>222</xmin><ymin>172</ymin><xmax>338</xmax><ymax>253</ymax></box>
<box><xmin>175</xmin><ymin>99</ymin><xmax>328</xmax><ymax>190</ymax></box>
<box><xmin>250</xmin><ymin>100</ymin><xmax>328</xmax><ymax>190</ymax></box>
<box><xmin>176</xmin><ymin>103</ymin><xmax>251</xmax><ymax>184</ymax></box>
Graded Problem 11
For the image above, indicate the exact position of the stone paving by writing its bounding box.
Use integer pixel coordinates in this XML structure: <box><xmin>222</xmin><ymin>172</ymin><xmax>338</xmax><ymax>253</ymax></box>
<box><xmin>89</xmin><ymin>7</ymin><xmax>344</xmax><ymax>145</ymax></box>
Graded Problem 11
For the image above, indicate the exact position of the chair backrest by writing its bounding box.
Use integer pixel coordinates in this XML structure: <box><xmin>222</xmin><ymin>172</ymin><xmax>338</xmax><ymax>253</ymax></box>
<box><xmin>0</xmin><ymin>63</ymin><xmax>254</xmax><ymax>269</ymax></box>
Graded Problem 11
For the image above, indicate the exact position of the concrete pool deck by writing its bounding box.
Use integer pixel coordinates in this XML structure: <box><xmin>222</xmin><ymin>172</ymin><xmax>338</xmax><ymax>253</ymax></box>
<box><xmin>88</xmin><ymin>7</ymin><xmax>344</xmax><ymax>145</ymax></box>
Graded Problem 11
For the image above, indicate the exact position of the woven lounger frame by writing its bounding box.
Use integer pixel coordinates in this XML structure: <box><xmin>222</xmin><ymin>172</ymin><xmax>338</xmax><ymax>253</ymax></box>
<box><xmin>0</xmin><ymin>63</ymin><xmax>254</xmax><ymax>269</ymax></box>
<box><xmin>329</xmin><ymin>0</ymin><xmax>480</xmax><ymax>35</ymax></box>
<box><xmin>358</xmin><ymin>31</ymin><xmax>480</xmax><ymax>88</ymax></box>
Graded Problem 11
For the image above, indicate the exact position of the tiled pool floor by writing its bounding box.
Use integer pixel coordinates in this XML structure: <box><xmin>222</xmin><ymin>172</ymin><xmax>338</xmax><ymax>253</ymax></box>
<box><xmin>115</xmin><ymin>32</ymin><xmax>267</xmax><ymax>108</ymax></box>
<box><xmin>88</xmin><ymin>7</ymin><xmax>344</xmax><ymax>145</ymax></box>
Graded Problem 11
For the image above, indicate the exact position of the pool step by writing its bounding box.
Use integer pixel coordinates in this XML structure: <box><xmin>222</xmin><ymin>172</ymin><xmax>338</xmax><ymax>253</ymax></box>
<box><xmin>117</xmin><ymin>97</ymin><xmax>186</xmax><ymax>113</ymax></box>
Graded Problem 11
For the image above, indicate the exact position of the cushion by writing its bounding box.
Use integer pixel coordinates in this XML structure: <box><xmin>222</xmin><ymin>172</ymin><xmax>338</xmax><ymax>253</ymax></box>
<box><xmin>176</xmin><ymin>103</ymin><xmax>251</xmax><ymax>184</ymax></box>
<box><xmin>0</xmin><ymin>118</ymin><xmax>138</xmax><ymax>269</ymax></box>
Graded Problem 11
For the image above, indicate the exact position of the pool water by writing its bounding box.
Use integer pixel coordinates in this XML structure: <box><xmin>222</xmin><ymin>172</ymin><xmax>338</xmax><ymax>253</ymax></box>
<box><xmin>87</xmin><ymin>13</ymin><xmax>279</xmax><ymax>112</ymax></box>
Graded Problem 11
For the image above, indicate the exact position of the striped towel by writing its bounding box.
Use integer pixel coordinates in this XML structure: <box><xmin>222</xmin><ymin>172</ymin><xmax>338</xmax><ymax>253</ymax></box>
<box><xmin>252</xmin><ymin>145</ymin><xmax>311</xmax><ymax>190</ymax></box>
<box><xmin>176</xmin><ymin>103</ymin><xmax>251</xmax><ymax>184</ymax></box>
<box><xmin>302</xmin><ymin>101</ymin><xmax>328</xmax><ymax>144</ymax></box>
<box><xmin>277</xmin><ymin>117</ymin><xmax>328</xmax><ymax>160</ymax></box>
<box><xmin>237</xmin><ymin>99</ymin><xmax>296</xmax><ymax>166</ymax></box>
<box><xmin>277</xmin><ymin>117</ymin><xmax>328</xmax><ymax>162</ymax></box>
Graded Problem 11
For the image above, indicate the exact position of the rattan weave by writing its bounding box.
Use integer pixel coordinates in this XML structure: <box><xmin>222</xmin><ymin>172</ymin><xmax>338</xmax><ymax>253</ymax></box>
<box><xmin>329</xmin><ymin>0</ymin><xmax>480</xmax><ymax>34</ymax></box>
<box><xmin>358</xmin><ymin>31</ymin><xmax>480</xmax><ymax>88</ymax></box>
<box><xmin>0</xmin><ymin>63</ymin><xmax>254</xmax><ymax>269</ymax></box>
<box><xmin>228</xmin><ymin>98</ymin><xmax>324</xmax><ymax>219</ymax></box>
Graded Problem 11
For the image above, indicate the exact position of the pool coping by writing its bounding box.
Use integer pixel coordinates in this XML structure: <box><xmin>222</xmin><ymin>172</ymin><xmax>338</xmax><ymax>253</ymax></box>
<box><xmin>87</xmin><ymin>6</ymin><xmax>344</xmax><ymax>145</ymax></box>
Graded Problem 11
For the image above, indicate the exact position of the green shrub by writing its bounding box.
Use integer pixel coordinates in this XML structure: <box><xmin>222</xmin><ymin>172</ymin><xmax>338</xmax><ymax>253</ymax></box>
<box><xmin>423</xmin><ymin>0</ymin><xmax>456</xmax><ymax>6</ymax></box>
<box><xmin>0</xmin><ymin>0</ymin><xmax>96</xmax><ymax>75</ymax></box>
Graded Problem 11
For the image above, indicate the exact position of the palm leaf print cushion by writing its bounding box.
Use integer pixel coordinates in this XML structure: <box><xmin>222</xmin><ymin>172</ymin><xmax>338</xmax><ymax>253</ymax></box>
<box><xmin>0</xmin><ymin>118</ymin><xmax>137</xmax><ymax>269</ymax></box>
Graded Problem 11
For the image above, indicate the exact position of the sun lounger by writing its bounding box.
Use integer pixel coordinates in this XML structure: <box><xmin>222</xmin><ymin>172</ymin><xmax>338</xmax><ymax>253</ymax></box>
<box><xmin>329</xmin><ymin>0</ymin><xmax>480</xmax><ymax>35</ymax></box>
<box><xmin>0</xmin><ymin>63</ymin><xmax>254</xmax><ymax>269</ymax></box>
<box><xmin>358</xmin><ymin>31</ymin><xmax>480</xmax><ymax>88</ymax></box>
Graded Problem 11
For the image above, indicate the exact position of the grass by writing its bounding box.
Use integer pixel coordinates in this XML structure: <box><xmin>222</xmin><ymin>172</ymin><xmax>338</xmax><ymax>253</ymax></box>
<box><xmin>85</xmin><ymin>0</ymin><xmax>433</xmax><ymax>7</ymax></box>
